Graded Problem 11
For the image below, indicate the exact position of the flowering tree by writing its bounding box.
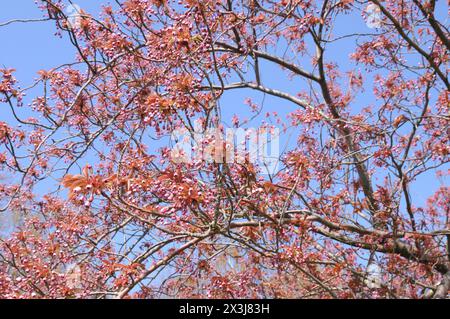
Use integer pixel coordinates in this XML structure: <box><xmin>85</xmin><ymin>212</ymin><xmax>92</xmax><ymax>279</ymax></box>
<box><xmin>0</xmin><ymin>0</ymin><xmax>448</xmax><ymax>299</ymax></box>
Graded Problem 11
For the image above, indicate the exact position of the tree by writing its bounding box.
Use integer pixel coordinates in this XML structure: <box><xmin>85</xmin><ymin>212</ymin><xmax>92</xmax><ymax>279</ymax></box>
<box><xmin>0</xmin><ymin>0</ymin><xmax>448</xmax><ymax>299</ymax></box>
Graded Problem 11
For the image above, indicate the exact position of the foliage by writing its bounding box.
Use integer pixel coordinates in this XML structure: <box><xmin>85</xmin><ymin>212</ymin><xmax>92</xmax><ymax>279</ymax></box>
<box><xmin>0</xmin><ymin>0</ymin><xmax>449</xmax><ymax>298</ymax></box>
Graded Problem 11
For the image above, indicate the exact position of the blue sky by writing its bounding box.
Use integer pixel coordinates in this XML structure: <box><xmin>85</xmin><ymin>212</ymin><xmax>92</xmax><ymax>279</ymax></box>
<box><xmin>0</xmin><ymin>0</ymin><xmax>448</xmax><ymax>295</ymax></box>
<box><xmin>0</xmin><ymin>1</ymin><xmax>448</xmax><ymax>209</ymax></box>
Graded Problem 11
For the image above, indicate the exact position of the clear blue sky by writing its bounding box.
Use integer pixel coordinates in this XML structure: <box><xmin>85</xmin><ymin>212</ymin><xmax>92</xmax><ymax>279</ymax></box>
<box><xmin>0</xmin><ymin>1</ymin><xmax>448</xmax><ymax>294</ymax></box>
<box><xmin>0</xmin><ymin>1</ymin><xmax>447</xmax><ymax>207</ymax></box>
